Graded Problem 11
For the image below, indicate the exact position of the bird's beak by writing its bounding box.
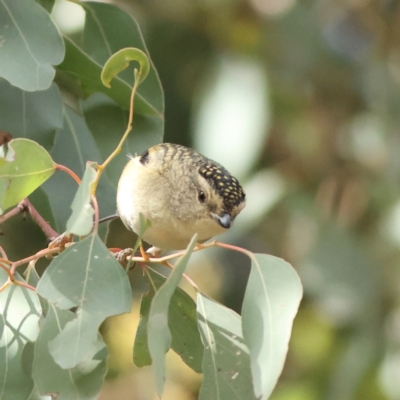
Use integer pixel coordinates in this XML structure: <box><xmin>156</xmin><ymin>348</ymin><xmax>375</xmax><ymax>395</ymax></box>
<box><xmin>212</xmin><ymin>212</ymin><xmax>232</xmax><ymax>229</ymax></box>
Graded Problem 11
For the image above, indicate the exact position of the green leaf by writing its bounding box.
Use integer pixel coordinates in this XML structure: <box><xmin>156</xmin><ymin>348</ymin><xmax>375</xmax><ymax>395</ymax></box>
<box><xmin>0</xmin><ymin>270</ymin><xmax>42</xmax><ymax>399</ymax></box>
<box><xmin>66</xmin><ymin>161</ymin><xmax>97</xmax><ymax>236</ymax></box>
<box><xmin>0</xmin><ymin>138</ymin><xmax>56</xmax><ymax>214</ymax></box>
<box><xmin>133</xmin><ymin>292</ymin><xmax>153</xmax><ymax>367</ymax></box>
<box><xmin>58</xmin><ymin>37</ymin><xmax>161</xmax><ymax>117</ymax></box>
<box><xmin>0</xmin><ymin>0</ymin><xmax>64</xmax><ymax>91</ymax></box>
<box><xmin>0</xmin><ymin>80</ymin><xmax>63</xmax><ymax>150</ymax></box>
<box><xmin>36</xmin><ymin>233</ymin><xmax>131</xmax><ymax>369</ymax></box>
<box><xmin>134</xmin><ymin>267</ymin><xmax>203</xmax><ymax>372</ymax></box>
<box><xmin>147</xmin><ymin>235</ymin><xmax>197</xmax><ymax>397</ymax></box>
<box><xmin>42</xmin><ymin>107</ymin><xmax>115</xmax><ymax>232</ymax></box>
<box><xmin>196</xmin><ymin>294</ymin><xmax>257</xmax><ymax>400</ymax></box>
<box><xmin>101</xmin><ymin>48</ymin><xmax>150</xmax><ymax>88</ymax></box>
<box><xmin>33</xmin><ymin>304</ymin><xmax>107</xmax><ymax>400</ymax></box>
<box><xmin>242</xmin><ymin>254</ymin><xmax>303</xmax><ymax>400</ymax></box>
<box><xmin>81</xmin><ymin>1</ymin><xmax>164</xmax><ymax>114</ymax></box>
<box><xmin>35</xmin><ymin>0</ymin><xmax>55</xmax><ymax>13</ymax></box>
<box><xmin>82</xmin><ymin>93</ymin><xmax>164</xmax><ymax>189</ymax></box>
<box><xmin>24</xmin><ymin>264</ymin><xmax>49</xmax><ymax>317</ymax></box>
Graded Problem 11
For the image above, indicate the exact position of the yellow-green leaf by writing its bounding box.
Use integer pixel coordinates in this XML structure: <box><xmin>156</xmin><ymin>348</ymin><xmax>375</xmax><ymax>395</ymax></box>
<box><xmin>101</xmin><ymin>48</ymin><xmax>150</xmax><ymax>88</ymax></box>
<box><xmin>0</xmin><ymin>139</ymin><xmax>56</xmax><ymax>214</ymax></box>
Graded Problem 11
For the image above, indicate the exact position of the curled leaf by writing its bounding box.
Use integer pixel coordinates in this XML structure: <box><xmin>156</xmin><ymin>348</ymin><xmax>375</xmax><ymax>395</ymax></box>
<box><xmin>101</xmin><ymin>48</ymin><xmax>150</xmax><ymax>88</ymax></box>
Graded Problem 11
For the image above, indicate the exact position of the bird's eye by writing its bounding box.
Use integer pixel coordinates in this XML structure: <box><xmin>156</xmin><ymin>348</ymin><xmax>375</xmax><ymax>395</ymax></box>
<box><xmin>198</xmin><ymin>190</ymin><xmax>206</xmax><ymax>203</ymax></box>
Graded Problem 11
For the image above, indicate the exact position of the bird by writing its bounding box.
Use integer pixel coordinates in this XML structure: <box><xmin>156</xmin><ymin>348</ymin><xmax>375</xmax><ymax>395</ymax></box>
<box><xmin>116</xmin><ymin>143</ymin><xmax>246</xmax><ymax>254</ymax></box>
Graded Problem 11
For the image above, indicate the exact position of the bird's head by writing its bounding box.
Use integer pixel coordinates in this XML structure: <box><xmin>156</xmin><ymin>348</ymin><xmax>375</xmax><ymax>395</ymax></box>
<box><xmin>196</xmin><ymin>162</ymin><xmax>246</xmax><ymax>230</ymax></box>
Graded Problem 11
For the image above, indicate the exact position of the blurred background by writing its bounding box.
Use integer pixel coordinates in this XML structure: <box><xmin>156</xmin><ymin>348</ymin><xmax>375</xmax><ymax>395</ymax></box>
<box><xmin>6</xmin><ymin>0</ymin><xmax>400</xmax><ymax>398</ymax></box>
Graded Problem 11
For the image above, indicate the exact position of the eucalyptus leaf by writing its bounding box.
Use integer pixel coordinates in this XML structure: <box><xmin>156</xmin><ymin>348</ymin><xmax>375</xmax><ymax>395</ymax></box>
<box><xmin>133</xmin><ymin>292</ymin><xmax>153</xmax><ymax>368</ymax></box>
<box><xmin>134</xmin><ymin>267</ymin><xmax>203</xmax><ymax>372</ymax></box>
<box><xmin>0</xmin><ymin>80</ymin><xmax>63</xmax><ymax>150</ymax></box>
<box><xmin>0</xmin><ymin>270</ymin><xmax>42</xmax><ymax>399</ymax></box>
<box><xmin>81</xmin><ymin>1</ymin><xmax>164</xmax><ymax>114</ymax></box>
<box><xmin>101</xmin><ymin>47</ymin><xmax>150</xmax><ymax>88</ymax></box>
<box><xmin>33</xmin><ymin>304</ymin><xmax>107</xmax><ymax>400</ymax></box>
<box><xmin>36</xmin><ymin>233</ymin><xmax>131</xmax><ymax>369</ymax></box>
<box><xmin>197</xmin><ymin>294</ymin><xmax>257</xmax><ymax>400</ymax></box>
<box><xmin>66</xmin><ymin>161</ymin><xmax>97</xmax><ymax>236</ymax></box>
<box><xmin>36</xmin><ymin>0</ymin><xmax>55</xmax><ymax>13</ymax></box>
<box><xmin>0</xmin><ymin>0</ymin><xmax>64</xmax><ymax>91</ymax></box>
<box><xmin>57</xmin><ymin>37</ymin><xmax>160</xmax><ymax>117</ymax></box>
<box><xmin>147</xmin><ymin>235</ymin><xmax>197</xmax><ymax>397</ymax></box>
<box><xmin>242</xmin><ymin>254</ymin><xmax>303</xmax><ymax>400</ymax></box>
<box><xmin>42</xmin><ymin>107</ymin><xmax>115</xmax><ymax>232</ymax></box>
<box><xmin>0</xmin><ymin>138</ymin><xmax>56</xmax><ymax>214</ymax></box>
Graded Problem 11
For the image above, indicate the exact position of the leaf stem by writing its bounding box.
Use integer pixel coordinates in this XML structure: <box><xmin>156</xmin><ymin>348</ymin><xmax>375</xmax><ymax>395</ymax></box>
<box><xmin>159</xmin><ymin>260</ymin><xmax>200</xmax><ymax>292</ymax></box>
<box><xmin>13</xmin><ymin>280</ymin><xmax>36</xmax><ymax>292</ymax></box>
<box><xmin>93</xmin><ymin>69</ymin><xmax>142</xmax><ymax>193</ymax></box>
<box><xmin>92</xmin><ymin>195</ymin><xmax>99</xmax><ymax>233</ymax></box>
<box><xmin>56</xmin><ymin>164</ymin><xmax>81</xmax><ymax>184</ymax></box>
<box><xmin>0</xmin><ymin>246</ymin><xmax>8</xmax><ymax>260</ymax></box>
<box><xmin>214</xmin><ymin>241</ymin><xmax>255</xmax><ymax>260</ymax></box>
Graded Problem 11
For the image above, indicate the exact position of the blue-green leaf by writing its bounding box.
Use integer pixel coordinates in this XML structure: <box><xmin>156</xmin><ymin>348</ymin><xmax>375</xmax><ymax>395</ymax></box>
<box><xmin>66</xmin><ymin>161</ymin><xmax>97</xmax><ymax>236</ymax></box>
<box><xmin>197</xmin><ymin>294</ymin><xmax>257</xmax><ymax>400</ymax></box>
<box><xmin>0</xmin><ymin>270</ymin><xmax>42</xmax><ymax>399</ymax></box>
<box><xmin>134</xmin><ymin>267</ymin><xmax>203</xmax><ymax>372</ymax></box>
<box><xmin>0</xmin><ymin>0</ymin><xmax>64</xmax><ymax>91</ymax></box>
<box><xmin>242</xmin><ymin>254</ymin><xmax>303</xmax><ymax>400</ymax></box>
<box><xmin>36</xmin><ymin>233</ymin><xmax>131</xmax><ymax>369</ymax></box>
<box><xmin>147</xmin><ymin>235</ymin><xmax>197</xmax><ymax>397</ymax></box>
<box><xmin>33</xmin><ymin>304</ymin><xmax>107</xmax><ymax>400</ymax></box>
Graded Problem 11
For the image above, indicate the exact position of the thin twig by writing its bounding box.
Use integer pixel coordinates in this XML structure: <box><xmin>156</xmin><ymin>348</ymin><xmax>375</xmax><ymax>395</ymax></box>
<box><xmin>22</xmin><ymin>198</ymin><xmax>59</xmax><ymax>239</ymax></box>
<box><xmin>0</xmin><ymin>198</ymin><xmax>59</xmax><ymax>240</ymax></box>
<box><xmin>92</xmin><ymin>195</ymin><xmax>99</xmax><ymax>233</ymax></box>
<box><xmin>10</xmin><ymin>246</ymin><xmax>62</xmax><ymax>274</ymax></box>
<box><xmin>0</xmin><ymin>258</ymin><xmax>12</xmax><ymax>266</ymax></box>
<box><xmin>0</xmin><ymin>246</ymin><xmax>8</xmax><ymax>260</ymax></box>
<box><xmin>0</xmin><ymin>279</ymin><xmax>12</xmax><ymax>292</ymax></box>
<box><xmin>161</xmin><ymin>260</ymin><xmax>200</xmax><ymax>292</ymax></box>
<box><xmin>0</xmin><ymin>202</ymin><xmax>24</xmax><ymax>224</ymax></box>
<box><xmin>0</xmin><ymin>263</ymin><xmax>12</xmax><ymax>278</ymax></box>
<box><xmin>131</xmin><ymin>240</ymin><xmax>251</xmax><ymax>292</ymax></box>
<box><xmin>213</xmin><ymin>241</ymin><xmax>254</xmax><ymax>259</ymax></box>
<box><xmin>24</xmin><ymin>259</ymin><xmax>37</xmax><ymax>284</ymax></box>
<box><xmin>97</xmin><ymin>71</ymin><xmax>140</xmax><ymax>174</ymax></box>
<box><xmin>128</xmin><ymin>241</ymin><xmax>218</xmax><ymax>264</ymax></box>
<box><xmin>56</xmin><ymin>164</ymin><xmax>81</xmax><ymax>184</ymax></box>
<box><xmin>13</xmin><ymin>280</ymin><xmax>36</xmax><ymax>292</ymax></box>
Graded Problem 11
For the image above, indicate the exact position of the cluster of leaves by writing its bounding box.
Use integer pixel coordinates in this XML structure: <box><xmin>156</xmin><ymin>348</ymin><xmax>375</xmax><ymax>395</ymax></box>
<box><xmin>0</xmin><ymin>1</ymin><xmax>302</xmax><ymax>399</ymax></box>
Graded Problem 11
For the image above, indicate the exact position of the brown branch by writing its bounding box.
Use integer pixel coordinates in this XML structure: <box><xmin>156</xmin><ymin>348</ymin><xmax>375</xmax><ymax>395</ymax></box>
<box><xmin>22</xmin><ymin>198</ymin><xmax>59</xmax><ymax>239</ymax></box>
<box><xmin>10</xmin><ymin>246</ymin><xmax>62</xmax><ymax>274</ymax></box>
<box><xmin>0</xmin><ymin>202</ymin><xmax>25</xmax><ymax>224</ymax></box>
<box><xmin>0</xmin><ymin>198</ymin><xmax>59</xmax><ymax>240</ymax></box>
